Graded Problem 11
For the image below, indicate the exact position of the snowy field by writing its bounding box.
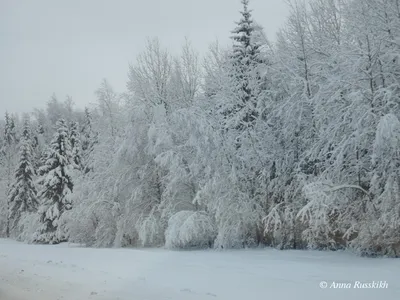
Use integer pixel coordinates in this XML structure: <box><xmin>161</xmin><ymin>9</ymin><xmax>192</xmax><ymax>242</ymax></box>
<box><xmin>0</xmin><ymin>239</ymin><xmax>399</xmax><ymax>300</ymax></box>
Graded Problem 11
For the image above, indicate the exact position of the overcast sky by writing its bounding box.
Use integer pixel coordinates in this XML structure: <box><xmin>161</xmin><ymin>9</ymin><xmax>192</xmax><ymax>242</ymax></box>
<box><xmin>0</xmin><ymin>0</ymin><xmax>288</xmax><ymax>116</ymax></box>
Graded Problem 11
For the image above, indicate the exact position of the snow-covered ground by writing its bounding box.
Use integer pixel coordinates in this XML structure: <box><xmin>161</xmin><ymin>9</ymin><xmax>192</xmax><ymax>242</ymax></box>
<box><xmin>0</xmin><ymin>239</ymin><xmax>399</xmax><ymax>300</ymax></box>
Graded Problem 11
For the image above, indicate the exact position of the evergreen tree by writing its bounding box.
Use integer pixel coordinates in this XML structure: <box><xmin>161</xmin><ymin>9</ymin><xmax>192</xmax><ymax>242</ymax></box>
<box><xmin>31</xmin><ymin>122</ymin><xmax>46</xmax><ymax>173</ymax></box>
<box><xmin>81</xmin><ymin>107</ymin><xmax>92</xmax><ymax>152</ymax></box>
<box><xmin>4</xmin><ymin>112</ymin><xmax>17</xmax><ymax>145</ymax></box>
<box><xmin>8</xmin><ymin>117</ymin><xmax>38</xmax><ymax>233</ymax></box>
<box><xmin>81</xmin><ymin>107</ymin><xmax>97</xmax><ymax>173</ymax></box>
<box><xmin>228</xmin><ymin>0</ymin><xmax>263</xmax><ymax>129</ymax></box>
<box><xmin>70</xmin><ymin>121</ymin><xmax>82</xmax><ymax>170</ymax></box>
<box><xmin>2</xmin><ymin>112</ymin><xmax>19</xmax><ymax>237</ymax></box>
<box><xmin>34</xmin><ymin>119</ymin><xmax>74</xmax><ymax>244</ymax></box>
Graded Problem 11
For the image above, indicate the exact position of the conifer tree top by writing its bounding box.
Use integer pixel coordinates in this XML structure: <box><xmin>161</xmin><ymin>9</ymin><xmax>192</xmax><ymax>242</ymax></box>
<box><xmin>231</xmin><ymin>0</ymin><xmax>255</xmax><ymax>49</ymax></box>
<box><xmin>22</xmin><ymin>117</ymin><xmax>30</xmax><ymax>141</ymax></box>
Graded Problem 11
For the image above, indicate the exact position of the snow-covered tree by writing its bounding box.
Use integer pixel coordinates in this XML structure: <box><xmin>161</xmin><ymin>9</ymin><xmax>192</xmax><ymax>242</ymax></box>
<box><xmin>80</xmin><ymin>107</ymin><xmax>98</xmax><ymax>174</ymax></box>
<box><xmin>169</xmin><ymin>38</ymin><xmax>202</xmax><ymax>107</ymax></box>
<box><xmin>46</xmin><ymin>94</ymin><xmax>78</xmax><ymax>126</ymax></box>
<box><xmin>95</xmin><ymin>79</ymin><xmax>122</xmax><ymax>138</ymax></box>
<box><xmin>127</xmin><ymin>38</ymin><xmax>173</xmax><ymax>113</ymax></box>
<box><xmin>1</xmin><ymin>112</ymin><xmax>19</xmax><ymax>237</ymax></box>
<box><xmin>31</xmin><ymin>121</ymin><xmax>47</xmax><ymax>173</ymax></box>
<box><xmin>2</xmin><ymin>0</ymin><xmax>400</xmax><ymax>257</ymax></box>
<box><xmin>69</xmin><ymin>121</ymin><xmax>82</xmax><ymax>170</ymax></box>
<box><xmin>33</xmin><ymin>119</ymin><xmax>74</xmax><ymax>244</ymax></box>
<box><xmin>225</xmin><ymin>0</ymin><xmax>265</xmax><ymax>129</ymax></box>
<box><xmin>8</xmin><ymin>117</ymin><xmax>38</xmax><ymax>235</ymax></box>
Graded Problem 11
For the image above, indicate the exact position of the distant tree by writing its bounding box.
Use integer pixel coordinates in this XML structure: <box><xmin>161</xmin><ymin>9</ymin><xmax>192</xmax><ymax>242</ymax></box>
<box><xmin>81</xmin><ymin>107</ymin><xmax>93</xmax><ymax>152</ymax></box>
<box><xmin>95</xmin><ymin>79</ymin><xmax>121</xmax><ymax>138</ymax></box>
<box><xmin>127</xmin><ymin>38</ymin><xmax>173</xmax><ymax>112</ymax></box>
<box><xmin>169</xmin><ymin>38</ymin><xmax>202</xmax><ymax>107</ymax></box>
<box><xmin>69</xmin><ymin>122</ymin><xmax>82</xmax><ymax>170</ymax></box>
<box><xmin>81</xmin><ymin>107</ymin><xmax>98</xmax><ymax>173</ymax></box>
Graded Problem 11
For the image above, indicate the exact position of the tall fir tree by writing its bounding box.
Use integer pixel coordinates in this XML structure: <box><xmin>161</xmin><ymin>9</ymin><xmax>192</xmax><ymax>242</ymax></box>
<box><xmin>4</xmin><ymin>112</ymin><xmax>17</xmax><ymax>145</ymax></box>
<box><xmin>31</xmin><ymin>122</ymin><xmax>46</xmax><ymax>173</ymax></box>
<box><xmin>70</xmin><ymin>121</ymin><xmax>82</xmax><ymax>170</ymax></box>
<box><xmin>8</xmin><ymin>117</ymin><xmax>38</xmax><ymax>234</ymax></box>
<box><xmin>81</xmin><ymin>107</ymin><xmax>92</xmax><ymax>152</ymax></box>
<box><xmin>3</xmin><ymin>112</ymin><xmax>19</xmax><ymax>237</ymax></box>
<box><xmin>34</xmin><ymin>119</ymin><xmax>74</xmax><ymax>244</ymax></box>
<box><xmin>228</xmin><ymin>0</ymin><xmax>262</xmax><ymax>129</ymax></box>
<box><xmin>81</xmin><ymin>107</ymin><xmax>97</xmax><ymax>173</ymax></box>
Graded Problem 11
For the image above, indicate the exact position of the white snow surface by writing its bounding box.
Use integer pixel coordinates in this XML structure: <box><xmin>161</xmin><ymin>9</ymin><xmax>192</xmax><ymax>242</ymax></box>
<box><xmin>0</xmin><ymin>238</ymin><xmax>399</xmax><ymax>300</ymax></box>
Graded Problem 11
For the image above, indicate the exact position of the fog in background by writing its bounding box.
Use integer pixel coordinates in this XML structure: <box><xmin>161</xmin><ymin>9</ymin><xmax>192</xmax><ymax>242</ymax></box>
<box><xmin>0</xmin><ymin>0</ymin><xmax>288</xmax><ymax>116</ymax></box>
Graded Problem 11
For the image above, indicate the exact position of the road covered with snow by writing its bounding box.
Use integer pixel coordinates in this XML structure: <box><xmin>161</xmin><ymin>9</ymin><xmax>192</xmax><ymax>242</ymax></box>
<box><xmin>0</xmin><ymin>238</ymin><xmax>399</xmax><ymax>300</ymax></box>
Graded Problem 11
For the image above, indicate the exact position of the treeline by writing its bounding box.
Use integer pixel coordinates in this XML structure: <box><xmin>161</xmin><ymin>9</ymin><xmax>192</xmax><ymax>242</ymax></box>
<box><xmin>1</xmin><ymin>0</ymin><xmax>400</xmax><ymax>257</ymax></box>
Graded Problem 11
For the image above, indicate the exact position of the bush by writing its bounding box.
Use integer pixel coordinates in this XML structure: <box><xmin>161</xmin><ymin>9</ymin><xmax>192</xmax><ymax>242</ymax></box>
<box><xmin>165</xmin><ymin>211</ymin><xmax>216</xmax><ymax>249</ymax></box>
<box><xmin>16</xmin><ymin>212</ymin><xmax>41</xmax><ymax>243</ymax></box>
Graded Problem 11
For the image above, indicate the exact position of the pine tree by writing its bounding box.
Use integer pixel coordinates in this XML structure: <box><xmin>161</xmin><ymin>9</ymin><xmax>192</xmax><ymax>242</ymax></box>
<box><xmin>8</xmin><ymin>117</ymin><xmax>38</xmax><ymax>233</ymax></box>
<box><xmin>81</xmin><ymin>107</ymin><xmax>97</xmax><ymax>173</ymax></box>
<box><xmin>3</xmin><ymin>112</ymin><xmax>18</xmax><ymax>237</ymax></box>
<box><xmin>81</xmin><ymin>107</ymin><xmax>92</xmax><ymax>152</ymax></box>
<box><xmin>70</xmin><ymin>121</ymin><xmax>82</xmax><ymax>170</ymax></box>
<box><xmin>34</xmin><ymin>119</ymin><xmax>74</xmax><ymax>244</ymax></box>
<box><xmin>31</xmin><ymin>122</ymin><xmax>46</xmax><ymax>173</ymax></box>
<box><xmin>4</xmin><ymin>112</ymin><xmax>16</xmax><ymax>144</ymax></box>
<box><xmin>228</xmin><ymin>0</ymin><xmax>263</xmax><ymax>129</ymax></box>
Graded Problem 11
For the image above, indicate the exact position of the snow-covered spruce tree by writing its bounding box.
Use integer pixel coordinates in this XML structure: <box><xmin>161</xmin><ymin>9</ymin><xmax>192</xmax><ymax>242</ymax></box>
<box><xmin>33</xmin><ymin>119</ymin><xmax>74</xmax><ymax>244</ymax></box>
<box><xmin>1</xmin><ymin>112</ymin><xmax>19</xmax><ymax>237</ymax></box>
<box><xmin>7</xmin><ymin>117</ymin><xmax>38</xmax><ymax>236</ymax></box>
<box><xmin>80</xmin><ymin>107</ymin><xmax>98</xmax><ymax>174</ymax></box>
<box><xmin>224</xmin><ymin>0</ymin><xmax>264</xmax><ymax>130</ymax></box>
<box><xmin>31</xmin><ymin>122</ymin><xmax>45</xmax><ymax>172</ymax></box>
<box><xmin>201</xmin><ymin>0</ymin><xmax>271</xmax><ymax>248</ymax></box>
<box><xmin>69</xmin><ymin>121</ymin><xmax>82</xmax><ymax>170</ymax></box>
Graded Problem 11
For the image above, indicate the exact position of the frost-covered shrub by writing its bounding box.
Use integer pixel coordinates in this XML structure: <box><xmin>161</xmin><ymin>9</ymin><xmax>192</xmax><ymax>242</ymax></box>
<box><xmin>114</xmin><ymin>218</ymin><xmax>140</xmax><ymax>248</ymax></box>
<box><xmin>214</xmin><ymin>220</ymin><xmax>259</xmax><ymax>249</ymax></box>
<box><xmin>66</xmin><ymin>201</ymin><xmax>118</xmax><ymax>248</ymax></box>
<box><xmin>66</xmin><ymin>209</ymin><xmax>97</xmax><ymax>246</ymax></box>
<box><xmin>297</xmin><ymin>182</ymin><xmax>337</xmax><ymax>249</ymax></box>
<box><xmin>349</xmin><ymin>178</ymin><xmax>400</xmax><ymax>257</ymax></box>
<box><xmin>93</xmin><ymin>213</ymin><xmax>118</xmax><ymax>248</ymax></box>
<box><xmin>16</xmin><ymin>212</ymin><xmax>41</xmax><ymax>243</ymax></box>
<box><xmin>165</xmin><ymin>211</ymin><xmax>216</xmax><ymax>249</ymax></box>
<box><xmin>350</xmin><ymin>219</ymin><xmax>400</xmax><ymax>258</ymax></box>
<box><xmin>137</xmin><ymin>214</ymin><xmax>165</xmax><ymax>247</ymax></box>
<box><xmin>0</xmin><ymin>182</ymin><xmax>8</xmax><ymax>237</ymax></box>
<box><xmin>264</xmin><ymin>203</ymin><xmax>302</xmax><ymax>250</ymax></box>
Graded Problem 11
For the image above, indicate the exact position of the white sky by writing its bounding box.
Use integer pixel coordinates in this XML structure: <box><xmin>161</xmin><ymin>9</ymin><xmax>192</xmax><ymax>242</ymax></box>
<box><xmin>0</xmin><ymin>0</ymin><xmax>288</xmax><ymax>116</ymax></box>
